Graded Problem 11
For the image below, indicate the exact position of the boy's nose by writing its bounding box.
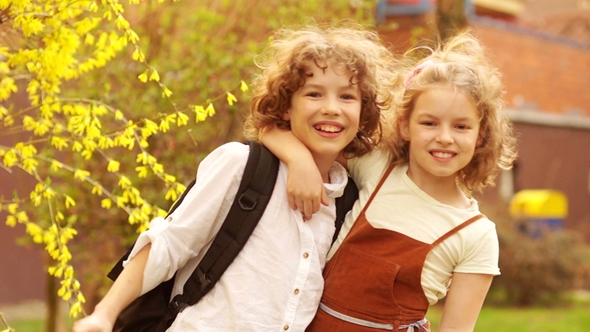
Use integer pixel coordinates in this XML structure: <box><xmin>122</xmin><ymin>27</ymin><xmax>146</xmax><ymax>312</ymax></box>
<box><xmin>320</xmin><ymin>97</ymin><xmax>340</xmax><ymax>116</ymax></box>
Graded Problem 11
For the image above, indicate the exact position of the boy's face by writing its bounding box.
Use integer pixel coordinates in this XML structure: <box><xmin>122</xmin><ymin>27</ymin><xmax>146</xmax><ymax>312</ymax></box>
<box><xmin>286</xmin><ymin>62</ymin><xmax>361</xmax><ymax>163</ymax></box>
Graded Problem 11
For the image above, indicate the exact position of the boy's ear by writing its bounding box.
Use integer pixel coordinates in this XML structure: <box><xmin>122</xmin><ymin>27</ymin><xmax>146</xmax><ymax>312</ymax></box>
<box><xmin>283</xmin><ymin>109</ymin><xmax>291</xmax><ymax>121</ymax></box>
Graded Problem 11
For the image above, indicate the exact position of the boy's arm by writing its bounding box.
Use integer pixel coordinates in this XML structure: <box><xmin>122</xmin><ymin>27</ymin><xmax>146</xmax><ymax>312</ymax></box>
<box><xmin>437</xmin><ymin>272</ymin><xmax>493</xmax><ymax>331</ymax></box>
<box><xmin>72</xmin><ymin>244</ymin><xmax>151</xmax><ymax>332</ymax></box>
<box><xmin>260</xmin><ymin>127</ymin><xmax>327</xmax><ymax>219</ymax></box>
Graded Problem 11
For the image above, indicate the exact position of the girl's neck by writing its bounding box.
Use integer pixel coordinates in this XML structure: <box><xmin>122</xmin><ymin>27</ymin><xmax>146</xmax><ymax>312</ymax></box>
<box><xmin>406</xmin><ymin>167</ymin><xmax>471</xmax><ymax>209</ymax></box>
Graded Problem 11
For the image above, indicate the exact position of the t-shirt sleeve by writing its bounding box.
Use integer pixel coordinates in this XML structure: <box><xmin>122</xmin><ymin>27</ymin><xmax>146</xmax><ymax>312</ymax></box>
<box><xmin>347</xmin><ymin>149</ymin><xmax>390</xmax><ymax>190</ymax></box>
<box><xmin>125</xmin><ymin>142</ymin><xmax>249</xmax><ymax>294</ymax></box>
<box><xmin>453</xmin><ymin>221</ymin><xmax>500</xmax><ymax>276</ymax></box>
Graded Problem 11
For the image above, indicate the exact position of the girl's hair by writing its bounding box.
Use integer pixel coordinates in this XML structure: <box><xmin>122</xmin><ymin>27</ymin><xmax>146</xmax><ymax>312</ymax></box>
<box><xmin>384</xmin><ymin>30</ymin><xmax>518</xmax><ymax>193</ymax></box>
<box><xmin>243</xmin><ymin>23</ymin><xmax>401</xmax><ymax>157</ymax></box>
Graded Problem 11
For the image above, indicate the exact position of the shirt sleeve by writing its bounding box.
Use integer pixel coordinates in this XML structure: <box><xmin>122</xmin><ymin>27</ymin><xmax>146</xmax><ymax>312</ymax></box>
<box><xmin>454</xmin><ymin>221</ymin><xmax>501</xmax><ymax>276</ymax></box>
<box><xmin>125</xmin><ymin>142</ymin><xmax>250</xmax><ymax>294</ymax></box>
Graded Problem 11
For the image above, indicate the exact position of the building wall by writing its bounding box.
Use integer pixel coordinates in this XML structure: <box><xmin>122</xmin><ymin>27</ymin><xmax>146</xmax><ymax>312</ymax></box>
<box><xmin>0</xmin><ymin>87</ymin><xmax>47</xmax><ymax>306</ymax></box>
<box><xmin>471</xmin><ymin>21</ymin><xmax>590</xmax><ymax>237</ymax></box>
<box><xmin>512</xmin><ymin>123</ymin><xmax>590</xmax><ymax>234</ymax></box>
<box><xmin>0</xmin><ymin>161</ymin><xmax>46</xmax><ymax>306</ymax></box>
<box><xmin>473</xmin><ymin>18</ymin><xmax>590</xmax><ymax>116</ymax></box>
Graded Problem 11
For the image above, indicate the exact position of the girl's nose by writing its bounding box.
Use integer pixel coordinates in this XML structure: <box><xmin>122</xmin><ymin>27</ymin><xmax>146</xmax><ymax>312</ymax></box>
<box><xmin>436</xmin><ymin>126</ymin><xmax>453</xmax><ymax>144</ymax></box>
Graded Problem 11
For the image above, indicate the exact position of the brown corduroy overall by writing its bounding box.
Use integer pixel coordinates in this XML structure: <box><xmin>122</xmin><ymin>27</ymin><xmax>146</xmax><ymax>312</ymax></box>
<box><xmin>307</xmin><ymin>165</ymin><xmax>484</xmax><ymax>332</ymax></box>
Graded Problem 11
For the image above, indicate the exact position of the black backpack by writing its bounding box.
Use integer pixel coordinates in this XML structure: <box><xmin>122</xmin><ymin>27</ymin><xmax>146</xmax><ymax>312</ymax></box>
<box><xmin>107</xmin><ymin>141</ymin><xmax>358</xmax><ymax>332</ymax></box>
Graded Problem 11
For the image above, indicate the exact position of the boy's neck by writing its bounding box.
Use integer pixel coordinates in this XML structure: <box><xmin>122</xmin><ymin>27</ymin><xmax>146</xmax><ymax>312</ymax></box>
<box><xmin>312</xmin><ymin>154</ymin><xmax>336</xmax><ymax>183</ymax></box>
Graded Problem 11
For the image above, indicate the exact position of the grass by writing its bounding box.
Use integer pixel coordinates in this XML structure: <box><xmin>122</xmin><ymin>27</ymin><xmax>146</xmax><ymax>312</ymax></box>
<box><xmin>427</xmin><ymin>304</ymin><xmax>590</xmax><ymax>331</ymax></box>
<box><xmin>6</xmin><ymin>304</ymin><xmax>590</xmax><ymax>331</ymax></box>
<box><xmin>8</xmin><ymin>319</ymin><xmax>73</xmax><ymax>332</ymax></box>
<box><xmin>9</xmin><ymin>320</ymin><xmax>44</xmax><ymax>332</ymax></box>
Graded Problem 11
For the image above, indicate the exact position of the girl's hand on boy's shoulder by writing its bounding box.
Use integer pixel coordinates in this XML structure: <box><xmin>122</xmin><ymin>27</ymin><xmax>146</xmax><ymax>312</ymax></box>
<box><xmin>286</xmin><ymin>161</ymin><xmax>328</xmax><ymax>220</ymax></box>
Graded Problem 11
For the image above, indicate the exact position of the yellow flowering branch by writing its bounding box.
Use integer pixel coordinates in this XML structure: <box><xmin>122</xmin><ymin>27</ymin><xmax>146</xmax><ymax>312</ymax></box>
<box><xmin>0</xmin><ymin>0</ymin><xmax>256</xmax><ymax>320</ymax></box>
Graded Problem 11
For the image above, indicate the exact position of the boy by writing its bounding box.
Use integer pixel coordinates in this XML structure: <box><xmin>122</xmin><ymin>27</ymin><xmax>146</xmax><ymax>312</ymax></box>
<box><xmin>72</xmin><ymin>23</ymin><xmax>397</xmax><ymax>331</ymax></box>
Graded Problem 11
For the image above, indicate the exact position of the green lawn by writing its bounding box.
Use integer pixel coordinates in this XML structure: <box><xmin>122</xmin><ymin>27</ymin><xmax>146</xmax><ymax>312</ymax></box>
<box><xmin>427</xmin><ymin>304</ymin><xmax>590</xmax><ymax>331</ymax></box>
<box><xmin>6</xmin><ymin>305</ymin><xmax>590</xmax><ymax>332</ymax></box>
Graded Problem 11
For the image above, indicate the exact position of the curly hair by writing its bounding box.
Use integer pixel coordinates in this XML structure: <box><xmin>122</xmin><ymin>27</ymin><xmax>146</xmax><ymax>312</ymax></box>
<box><xmin>243</xmin><ymin>22</ymin><xmax>401</xmax><ymax>157</ymax></box>
<box><xmin>382</xmin><ymin>30</ymin><xmax>518</xmax><ymax>194</ymax></box>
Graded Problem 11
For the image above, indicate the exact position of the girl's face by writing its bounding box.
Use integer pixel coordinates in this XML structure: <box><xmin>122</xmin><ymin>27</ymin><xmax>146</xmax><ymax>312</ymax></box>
<box><xmin>400</xmin><ymin>84</ymin><xmax>481</xmax><ymax>187</ymax></box>
<box><xmin>286</xmin><ymin>62</ymin><xmax>361</xmax><ymax>165</ymax></box>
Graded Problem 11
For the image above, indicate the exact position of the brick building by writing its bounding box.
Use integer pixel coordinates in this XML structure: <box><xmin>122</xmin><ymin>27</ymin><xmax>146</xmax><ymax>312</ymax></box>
<box><xmin>377</xmin><ymin>0</ymin><xmax>590</xmax><ymax>238</ymax></box>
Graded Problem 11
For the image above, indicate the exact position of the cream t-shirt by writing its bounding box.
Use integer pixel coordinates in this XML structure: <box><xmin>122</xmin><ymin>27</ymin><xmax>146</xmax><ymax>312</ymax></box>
<box><xmin>329</xmin><ymin>149</ymin><xmax>500</xmax><ymax>305</ymax></box>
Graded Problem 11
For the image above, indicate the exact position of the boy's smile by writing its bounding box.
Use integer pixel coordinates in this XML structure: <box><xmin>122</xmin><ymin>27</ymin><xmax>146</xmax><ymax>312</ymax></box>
<box><xmin>286</xmin><ymin>62</ymin><xmax>361</xmax><ymax>180</ymax></box>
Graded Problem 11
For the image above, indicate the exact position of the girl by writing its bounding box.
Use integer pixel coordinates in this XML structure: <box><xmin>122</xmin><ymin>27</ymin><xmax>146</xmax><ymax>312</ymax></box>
<box><xmin>72</xmin><ymin>23</ymin><xmax>398</xmax><ymax>332</ymax></box>
<box><xmin>261</xmin><ymin>31</ymin><xmax>518</xmax><ymax>331</ymax></box>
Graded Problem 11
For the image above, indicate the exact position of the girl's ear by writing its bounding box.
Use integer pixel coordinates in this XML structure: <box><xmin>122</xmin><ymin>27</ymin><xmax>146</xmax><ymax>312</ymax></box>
<box><xmin>476</xmin><ymin>130</ymin><xmax>485</xmax><ymax>147</ymax></box>
<box><xmin>398</xmin><ymin>117</ymin><xmax>410</xmax><ymax>141</ymax></box>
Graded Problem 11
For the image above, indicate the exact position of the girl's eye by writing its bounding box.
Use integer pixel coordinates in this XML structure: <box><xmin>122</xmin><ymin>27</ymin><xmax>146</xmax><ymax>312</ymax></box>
<box><xmin>456</xmin><ymin>124</ymin><xmax>468</xmax><ymax>130</ymax></box>
<box><xmin>306</xmin><ymin>92</ymin><xmax>321</xmax><ymax>98</ymax></box>
<box><xmin>420</xmin><ymin>121</ymin><xmax>436</xmax><ymax>126</ymax></box>
<box><xmin>341</xmin><ymin>94</ymin><xmax>356</xmax><ymax>100</ymax></box>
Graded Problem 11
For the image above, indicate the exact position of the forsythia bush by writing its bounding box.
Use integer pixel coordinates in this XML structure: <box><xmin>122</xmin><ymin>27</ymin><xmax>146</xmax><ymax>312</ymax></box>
<box><xmin>0</xmin><ymin>0</ymin><xmax>246</xmax><ymax>317</ymax></box>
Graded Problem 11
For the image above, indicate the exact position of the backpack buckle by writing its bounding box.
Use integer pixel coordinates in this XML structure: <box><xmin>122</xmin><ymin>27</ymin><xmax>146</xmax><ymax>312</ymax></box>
<box><xmin>238</xmin><ymin>190</ymin><xmax>258</xmax><ymax>211</ymax></box>
<box><xmin>169</xmin><ymin>295</ymin><xmax>189</xmax><ymax>314</ymax></box>
<box><xmin>196</xmin><ymin>266</ymin><xmax>212</xmax><ymax>291</ymax></box>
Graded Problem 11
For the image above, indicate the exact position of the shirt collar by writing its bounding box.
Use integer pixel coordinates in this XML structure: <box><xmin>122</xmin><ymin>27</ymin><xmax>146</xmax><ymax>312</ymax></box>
<box><xmin>324</xmin><ymin>162</ymin><xmax>348</xmax><ymax>199</ymax></box>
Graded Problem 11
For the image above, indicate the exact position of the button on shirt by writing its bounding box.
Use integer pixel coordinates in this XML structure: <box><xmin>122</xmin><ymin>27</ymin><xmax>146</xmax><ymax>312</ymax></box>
<box><xmin>126</xmin><ymin>142</ymin><xmax>348</xmax><ymax>331</ymax></box>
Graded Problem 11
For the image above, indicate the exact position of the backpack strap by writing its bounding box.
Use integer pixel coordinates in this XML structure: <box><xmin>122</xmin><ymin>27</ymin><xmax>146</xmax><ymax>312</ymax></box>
<box><xmin>107</xmin><ymin>141</ymin><xmax>278</xmax><ymax>282</ymax></box>
<box><xmin>167</xmin><ymin>140</ymin><xmax>279</xmax><ymax>314</ymax></box>
<box><xmin>333</xmin><ymin>176</ymin><xmax>358</xmax><ymax>243</ymax></box>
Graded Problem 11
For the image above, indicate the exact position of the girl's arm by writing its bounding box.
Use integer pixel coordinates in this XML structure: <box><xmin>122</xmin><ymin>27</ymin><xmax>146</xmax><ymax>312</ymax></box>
<box><xmin>260</xmin><ymin>127</ymin><xmax>329</xmax><ymax>219</ymax></box>
<box><xmin>72</xmin><ymin>244</ymin><xmax>151</xmax><ymax>332</ymax></box>
<box><xmin>437</xmin><ymin>272</ymin><xmax>493</xmax><ymax>332</ymax></box>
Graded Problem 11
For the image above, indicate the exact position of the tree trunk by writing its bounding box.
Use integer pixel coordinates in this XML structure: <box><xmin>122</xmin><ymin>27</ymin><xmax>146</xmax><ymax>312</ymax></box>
<box><xmin>436</xmin><ymin>0</ymin><xmax>467</xmax><ymax>41</ymax></box>
<box><xmin>46</xmin><ymin>255</ymin><xmax>57</xmax><ymax>332</ymax></box>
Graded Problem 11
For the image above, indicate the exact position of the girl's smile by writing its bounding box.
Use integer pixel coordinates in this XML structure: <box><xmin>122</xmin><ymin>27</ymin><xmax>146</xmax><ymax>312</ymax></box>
<box><xmin>401</xmin><ymin>84</ymin><xmax>481</xmax><ymax>188</ymax></box>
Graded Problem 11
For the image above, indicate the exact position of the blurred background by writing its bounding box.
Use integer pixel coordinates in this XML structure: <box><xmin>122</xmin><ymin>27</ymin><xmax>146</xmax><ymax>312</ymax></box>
<box><xmin>1</xmin><ymin>0</ymin><xmax>589</xmax><ymax>331</ymax></box>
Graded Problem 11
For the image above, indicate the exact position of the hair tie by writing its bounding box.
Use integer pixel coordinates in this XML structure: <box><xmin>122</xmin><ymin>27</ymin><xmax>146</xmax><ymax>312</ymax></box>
<box><xmin>404</xmin><ymin>59</ymin><xmax>434</xmax><ymax>87</ymax></box>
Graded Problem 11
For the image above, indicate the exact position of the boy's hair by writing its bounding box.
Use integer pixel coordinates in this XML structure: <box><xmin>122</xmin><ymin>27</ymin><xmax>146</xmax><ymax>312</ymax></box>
<box><xmin>384</xmin><ymin>30</ymin><xmax>518</xmax><ymax>193</ymax></box>
<box><xmin>243</xmin><ymin>23</ymin><xmax>400</xmax><ymax>157</ymax></box>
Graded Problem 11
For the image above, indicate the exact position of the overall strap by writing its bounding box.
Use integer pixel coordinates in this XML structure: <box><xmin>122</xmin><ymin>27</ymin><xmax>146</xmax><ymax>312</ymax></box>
<box><xmin>432</xmin><ymin>214</ymin><xmax>485</xmax><ymax>247</ymax></box>
<box><xmin>358</xmin><ymin>163</ymin><xmax>395</xmax><ymax>216</ymax></box>
<box><xmin>169</xmin><ymin>141</ymin><xmax>279</xmax><ymax>313</ymax></box>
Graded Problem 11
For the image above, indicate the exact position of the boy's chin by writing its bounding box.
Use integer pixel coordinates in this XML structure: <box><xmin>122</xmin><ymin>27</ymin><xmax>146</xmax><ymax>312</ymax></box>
<box><xmin>307</xmin><ymin>146</ymin><xmax>345</xmax><ymax>160</ymax></box>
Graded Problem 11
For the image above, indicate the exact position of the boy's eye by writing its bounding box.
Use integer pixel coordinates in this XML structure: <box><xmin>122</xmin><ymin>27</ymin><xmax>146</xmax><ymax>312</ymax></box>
<box><xmin>341</xmin><ymin>94</ymin><xmax>357</xmax><ymax>100</ymax></box>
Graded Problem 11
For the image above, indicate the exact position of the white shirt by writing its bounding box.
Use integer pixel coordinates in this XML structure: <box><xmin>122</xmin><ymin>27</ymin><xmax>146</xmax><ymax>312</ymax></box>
<box><xmin>126</xmin><ymin>142</ymin><xmax>348</xmax><ymax>331</ymax></box>
<box><xmin>330</xmin><ymin>149</ymin><xmax>500</xmax><ymax>305</ymax></box>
